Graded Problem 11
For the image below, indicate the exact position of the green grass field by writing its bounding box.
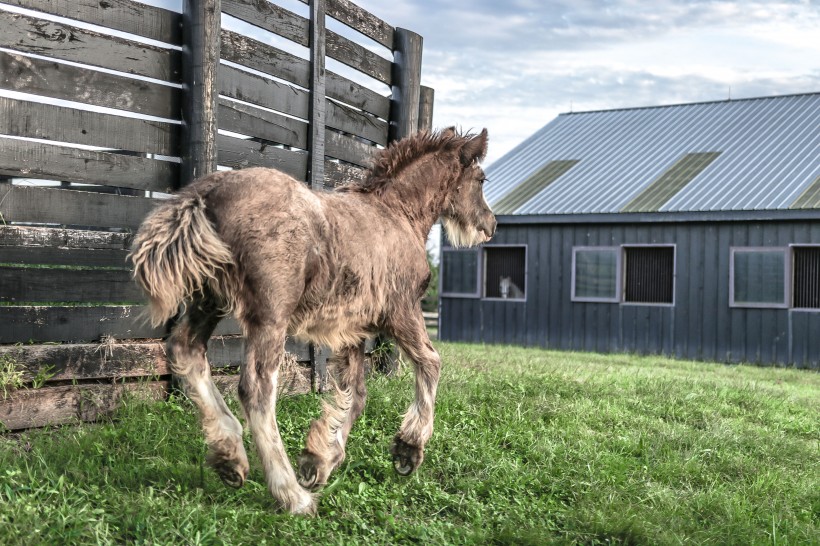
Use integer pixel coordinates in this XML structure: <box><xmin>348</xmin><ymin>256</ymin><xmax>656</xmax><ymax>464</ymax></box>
<box><xmin>1</xmin><ymin>343</ymin><xmax>818</xmax><ymax>545</ymax></box>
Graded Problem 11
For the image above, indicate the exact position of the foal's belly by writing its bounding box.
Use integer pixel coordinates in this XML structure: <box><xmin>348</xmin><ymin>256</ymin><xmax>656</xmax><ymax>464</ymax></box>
<box><xmin>287</xmin><ymin>300</ymin><xmax>376</xmax><ymax>351</ymax></box>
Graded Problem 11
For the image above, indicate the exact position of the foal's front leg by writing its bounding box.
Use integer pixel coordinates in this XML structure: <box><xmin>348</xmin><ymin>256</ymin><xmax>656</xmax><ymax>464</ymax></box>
<box><xmin>298</xmin><ymin>342</ymin><xmax>367</xmax><ymax>490</ymax></box>
<box><xmin>388</xmin><ymin>310</ymin><xmax>441</xmax><ymax>476</ymax></box>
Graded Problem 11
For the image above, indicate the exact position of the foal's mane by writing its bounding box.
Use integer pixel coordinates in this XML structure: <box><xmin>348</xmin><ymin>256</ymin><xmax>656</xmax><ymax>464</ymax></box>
<box><xmin>337</xmin><ymin>128</ymin><xmax>467</xmax><ymax>195</ymax></box>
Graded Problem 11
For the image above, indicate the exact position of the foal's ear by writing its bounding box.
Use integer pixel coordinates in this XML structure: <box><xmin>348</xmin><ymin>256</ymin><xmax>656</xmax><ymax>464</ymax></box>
<box><xmin>441</xmin><ymin>126</ymin><xmax>457</xmax><ymax>137</ymax></box>
<box><xmin>459</xmin><ymin>128</ymin><xmax>488</xmax><ymax>166</ymax></box>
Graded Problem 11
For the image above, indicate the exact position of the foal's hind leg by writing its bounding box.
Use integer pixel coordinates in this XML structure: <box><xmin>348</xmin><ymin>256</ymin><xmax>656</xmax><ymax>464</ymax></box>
<box><xmin>387</xmin><ymin>309</ymin><xmax>441</xmax><ymax>476</ymax></box>
<box><xmin>166</xmin><ymin>297</ymin><xmax>249</xmax><ymax>488</ymax></box>
<box><xmin>297</xmin><ymin>342</ymin><xmax>367</xmax><ymax>490</ymax></box>
<box><xmin>238</xmin><ymin>319</ymin><xmax>315</xmax><ymax>514</ymax></box>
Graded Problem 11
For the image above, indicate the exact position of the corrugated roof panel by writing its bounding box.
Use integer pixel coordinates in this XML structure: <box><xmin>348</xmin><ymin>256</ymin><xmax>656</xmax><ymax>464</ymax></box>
<box><xmin>493</xmin><ymin>160</ymin><xmax>579</xmax><ymax>214</ymax></box>
<box><xmin>621</xmin><ymin>152</ymin><xmax>721</xmax><ymax>212</ymax></box>
<box><xmin>790</xmin><ymin>175</ymin><xmax>820</xmax><ymax>209</ymax></box>
<box><xmin>484</xmin><ymin>93</ymin><xmax>820</xmax><ymax>215</ymax></box>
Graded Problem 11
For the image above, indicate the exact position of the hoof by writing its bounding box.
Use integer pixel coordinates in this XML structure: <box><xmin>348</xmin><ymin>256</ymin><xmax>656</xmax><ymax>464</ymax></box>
<box><xmin>297</xmin><ymin>449</ymin><xmax>342</xmax><ymax>491</ymax></box>
<box><xmin>390</xmin><ymin>436</ymin><xmax>423</xmax><ymax>476</ymax></box>
<box><xmin>207</xmin><ymin>452</ymin><xmax>249</xmax><ymax>489</ymax></box>
<box><xmin>212</xmin><ymin>460</ymin><xmax>248</xmax><ymax>488</ymax></box>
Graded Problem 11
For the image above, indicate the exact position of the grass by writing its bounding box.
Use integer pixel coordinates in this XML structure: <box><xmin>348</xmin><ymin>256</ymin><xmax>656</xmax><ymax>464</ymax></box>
<box><xmin>0</xmin><ymin>342</ymin><xmax>818</xmax><ymax>545</ymax></box>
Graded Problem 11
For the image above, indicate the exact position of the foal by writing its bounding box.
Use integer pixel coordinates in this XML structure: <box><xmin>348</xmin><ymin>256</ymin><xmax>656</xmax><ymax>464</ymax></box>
<box><xmin>129</xmin><ymin>128</ymin><xmax>495</xmax><ymax>514</ymax></box>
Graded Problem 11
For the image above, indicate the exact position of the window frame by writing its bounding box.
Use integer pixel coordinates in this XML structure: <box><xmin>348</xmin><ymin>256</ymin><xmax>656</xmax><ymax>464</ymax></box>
<box><xmin>790</xmin><ymin>243</ymin><xmax>820</xmax><ymax>312</ymax></box>
<box><xmin>439</xmin><ymin>247</ymin><xmax>481</xmax><ymax>299</ymax></box>
<box><xmin>621</xmin><ymin>244</ymin><xmax>677</xmax><ymax>307</ymax></box>
<box><xmin>729</xmin><ymin>246</ymin><xmax>790</xmax><ymax>309</ymax></box>
<box><xmin>571</xmin><ymin>246</ymin><xmax>622</xmax><ymax>303</ymax></box>
<box><xmin>481</xmin><ymin>244</ymin><xmax>528</xmax><ymax>302</ymax></box>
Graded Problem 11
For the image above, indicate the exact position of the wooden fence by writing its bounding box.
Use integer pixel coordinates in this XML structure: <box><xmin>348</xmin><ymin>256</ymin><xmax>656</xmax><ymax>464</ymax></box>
<box><xmin>0</xmin><ymin>0</ymin><xmax>433</xmax><ymax>430</ymax></box>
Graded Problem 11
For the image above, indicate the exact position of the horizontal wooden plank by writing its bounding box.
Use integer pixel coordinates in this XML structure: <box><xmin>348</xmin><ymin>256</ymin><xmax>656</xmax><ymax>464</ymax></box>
<box><xmin>324</xmin><ymin>160</ymin><xmax>366</xmax><ymax>188</ymax></box>
<box><xmin>326</xmin><ymin>29</ymin><xmax>391</xmax><ymax>85</ymax></box>
<box><xmin>218</xmin><ymin>64</ymin><xmax>310</xmax><ymax>120</ymax></box>
<box><xmin>222</xmin><ymin>0</ymin><xmax>389</xmax><ymax>85</ymax></box>
<box><xmin>0</xmin><ymin>381</ymin><xmax>168</xmax><ymax>430</ymax></box>
<box><xmin>222</xmin><ymin>0</ymin><xmax>308</xmax><ymax>46</ymax></box>
<box><xmin>218</xmin><ymin>98</ymin><xmax>308</xmax><ymax>149</ymax></box>
<box><xmin>0</xmin><ymin>10</ymin><xmax>181</xmax><ymax>82</ymax></box>
<box><xmin>0</xmin><ymin>137</ymin><xmax>177</xmax><ymax>192</ymax></box>
<box><xmin>326</xmin><ymin>70</ymin><xmax>390</xmax><ymax>120</ymax></box>
<box><xmin>325</xmin><ymin>130</ymin><xmax>377</xmax><ymax>167</ymax></box>
<box><xmin>220</xmin><ymin>30</ymin><xmax>389</xmax><ymax>120</ymax></box>
<box><xmin>0</xmin><ymin>0</ymin><xmax>182</xmax><ymax>44</ymax></box>
<box><xmin>0</xmin><ymin>266</ymin><xmax>142</xmax><ymax>303</ymax></box>
<box><xmin>0</xmin><ymin>336</ymin><xmax>310</xmax><ymax>384</ymax></box>
<box><xmin>0</xmin><ymin>225</ymin><xmax>132</xmax><ymax>251</ymax></box>
<box><xmin>217</xmin><ymin>134</ymin><xmax>308</xmax><ymax>180</ymax></box>
<box><xmin>297</xmin><ymin>0</ymin><xmax>394</xmax><ymax>49</ymax></box>
<box><xmin>0</xmin><ymin>185</ymin><xmax>158</xmax><ymax>230</ymax></box>
<box><xmin>0</xmin><ymin>51</ymin><xmax>180</xmax><ymax>120</ymax></box>
<box><xmin>326</xmin><ymin>99</ymin><xmax>388</xmax><ymax>146</ymax></box>
<box><xmin>0</xmin><ymin>97</ymin><xmax>180</xmax><ymax>156</ymax></box>
<box><xmin>0</xmin><ymin>306</ymin><xmax>243</xmax><ymax>343</ymax></box>
<box><xmin>221</xmin><ymin>29</ymin><xmax>309</xmax><ymax>88</ymax></box>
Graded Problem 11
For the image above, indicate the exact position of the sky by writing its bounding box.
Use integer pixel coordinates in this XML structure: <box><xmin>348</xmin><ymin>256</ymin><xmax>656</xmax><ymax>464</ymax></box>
<box><xmin>353</xmin><ymin>0</ymin><xmax>820</xmax><ymax>166</ymax></box>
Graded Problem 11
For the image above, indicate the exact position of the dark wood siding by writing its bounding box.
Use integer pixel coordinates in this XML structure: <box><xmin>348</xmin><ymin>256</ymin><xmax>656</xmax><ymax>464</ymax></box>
<box><xmin>440</xmin><ymin>219</ymin><xmax>820</xmax><ymax>369</ymax></box>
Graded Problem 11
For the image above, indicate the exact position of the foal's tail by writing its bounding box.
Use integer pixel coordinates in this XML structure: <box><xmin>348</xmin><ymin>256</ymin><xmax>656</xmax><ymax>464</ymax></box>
<box><xmin>129</xmin><ymin>193</ymin><xmax>237</xmax><ymax>327</ymax></box>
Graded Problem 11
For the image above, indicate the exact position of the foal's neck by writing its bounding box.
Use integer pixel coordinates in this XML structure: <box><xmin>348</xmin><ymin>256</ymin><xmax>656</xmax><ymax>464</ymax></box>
<box><xmin>378</xmin><ymin>159</ymin><xmax>453</xmax><ymax>241</ymax></box>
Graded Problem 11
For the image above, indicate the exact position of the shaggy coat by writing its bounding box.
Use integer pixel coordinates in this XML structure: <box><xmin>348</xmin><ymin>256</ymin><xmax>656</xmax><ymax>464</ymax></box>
<box><xmin>129</xmin><ymin>128</ymin><xmax>495</xmax><ymax>514</ymax></box>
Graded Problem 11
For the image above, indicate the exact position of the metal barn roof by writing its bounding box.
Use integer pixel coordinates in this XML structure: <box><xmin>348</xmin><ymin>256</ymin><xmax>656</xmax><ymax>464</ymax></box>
<box><xmin>484</xmin><ymin>93</ymin><xmax>820</xmax><ymax>215</ymax></box>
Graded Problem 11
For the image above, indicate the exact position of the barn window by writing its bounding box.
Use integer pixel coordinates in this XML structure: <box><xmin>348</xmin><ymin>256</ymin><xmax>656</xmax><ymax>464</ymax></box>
<box><xmin>730</xmin><ymin>248</ymin><xmax>788</xmax><ymax>308</ymax></box>
<box><xmin>441</xmin><ymin>249</ymin><xmax>480</xmax><ymax>297</ymax></box>
<box><xmin>623</xmin><ymin>246</ymin><xmax>675</xmax><ymax>304</ymax></box>
<box><xmin>572</xmin><ymin>247</ymin><xmax>620</xmax><ymax>302</ymax></box>
<box><xmin>792</xmin><ymin>246</ymin><xmax>820</xmax><ymax>309</ymax></box>
<box><xmin>483</xmin><ymin>246</ymin><xmax>526</xmax><ymax>300</ymax></box>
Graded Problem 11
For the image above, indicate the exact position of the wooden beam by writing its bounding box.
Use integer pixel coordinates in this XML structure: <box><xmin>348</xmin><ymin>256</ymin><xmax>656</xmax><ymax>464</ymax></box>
<box><xmin>308</xmin><ymin>0</ymin><xmax>327</xmax><ymax>189</ymax></box>
<box><xmin>389</xmin><ymin>28</ymin><xmax>423</xmax><ymax>142</ymax></box>
<box><xmin>309</xmin><ymin>0</ymin><xmax>329</xmax><ymax>389</ymax></box>
<box><xmin>418</xmin><ymin>85</ymin><xmax>435</xmax><ymax>133</ymax></box>
<box><xmin>0</xmin><ymin>10</ymin><xmax>180</xmax><ymax>82</ymax></box>
<box><xmin>181</xmin><ymin>0</ymin><xmax>221</xmax><ymax>186</ymax></box>
<box><xmin>1</xmin><ymin>0</ymin><xmax>182</xmax><ymax>45</ymax></box>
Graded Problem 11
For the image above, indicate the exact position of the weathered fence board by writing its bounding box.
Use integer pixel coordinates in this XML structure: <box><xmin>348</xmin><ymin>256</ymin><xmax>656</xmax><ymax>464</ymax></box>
<box><xmin>0</xmin><ymin>137</ymin><xmax>177</xmax><ymax>192</ymax></box>
<box><xmin>325</xmin><ymin>130</ymin><xmax>376</xmax><ymax>167</ymax></box>
<box><xmin>0</xmin><ymin>382</ymin><xmax>168</xmax><ymax>431</ymax></box>
<box><xmin>222</xmin><ymin>0</ymin><xmax>308</xmax><ymax>46</ymax></box>
<box><xmin>218</xmin><ymin>99</ymin><xmax>308</xmax><ymax>149</ymax></box>
<box><xmin>0</xmin><ymin>51</ymin><xmax>180</xmax><ymax>120</ymax></box>
<box><xmin>299</xmin><ymin>0</ymin><xmax>394</xmax><ymax>49</ymax></box>
<box><xmin>0</xmin><ymin>267</ymin><xmax>141</xmax><ymax>303</ymax></box>
<box><xmin>0</xmin><ymin>185</ymin><xmax>157</xmax><ymax>230</ymax></box>
<box><xmin>327</xmin><ymin>99</ymin><xmax>388</xmax><ymax>145</ymax></box>
<box><xmin>0</xmin><ymin>306</ymin><xmax>243</xmax><ymax>343</ymax></box>
<box><xmin>326</xmin><ymin>30</ymin><xmax>391</xmax><ymax>85</ymax></box>
<box><xmin>219</xmin><ymin>64</ymin><xmax>310</xmax><ymax>119</ymax></box>
<box><xmin>0</xmin><ymin>97</ymin><xmax>180</xmax><ymax>156</ymax></box>
<box><xmin>216</xmin><ymin>134</ymin><xmax>308</xmax><ymax>178</ymax></box>
<box><xmin>326</xmin><ymin>71</ymin><xmax>390</xmax><ymax>120</ymax></box>
<box><xmin>0</xmin><ymin>226</ymin><xmax>132</xmax><ymax>268</ymax></box>
<box><xmin>0</xmin><ymin>0</ymin><xmax>182</xmax><ymax>44</ymax></box>
<box><xmin>0</xmin><ymin>337</ymin><xmax>310</xmax><ymax>384</ymax></box>
<box><xmin>221</xmin><ymin>29</ymin><xmax>310</xmax><ymax>88</ymax></box>
<box><xmin>0</xmin><ymin>10</ymin><xmax>181</xmax><ymax>82</ymax></box>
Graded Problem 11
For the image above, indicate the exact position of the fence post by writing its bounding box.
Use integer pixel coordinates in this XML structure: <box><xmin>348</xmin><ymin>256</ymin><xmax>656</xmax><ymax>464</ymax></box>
<box><xmin>180</xmin><ymin>0</ymin><xmax>221</xmax><ymax>187</ymax></box>
<box><xmin>390</xmin><ymin>28</ymin><xmax>423</xmax><ymax>142</ymax></box>
<box><xmin>418</xmin><ymin>85</ymin><xmax>434</xmax><ymax>133</ymax></box>
<box><xmin>308</xmin><ymin>0</ymin><xmax>329</xmax><ymax>392</ymax></box>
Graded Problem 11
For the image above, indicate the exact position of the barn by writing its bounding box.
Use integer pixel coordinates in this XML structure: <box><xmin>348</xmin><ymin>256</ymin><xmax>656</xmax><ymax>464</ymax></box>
<box><xmin>439</xmin><ymin>92</ymin><xmax>820</xmax><ymax>368</ymax></box>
